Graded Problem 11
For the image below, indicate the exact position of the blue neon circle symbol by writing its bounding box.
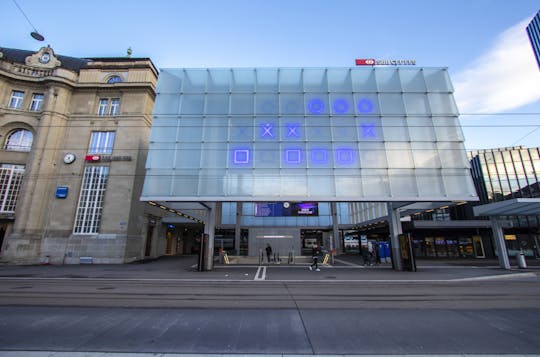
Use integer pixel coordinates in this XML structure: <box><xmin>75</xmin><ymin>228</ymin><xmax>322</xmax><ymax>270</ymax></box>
<box><xmin>332</xmin><ymin>99</ymin><xmax>349</xmax><ymax>114</ymax></box>
<box><xmin>357</xmin><ymin>98</ymin><xmax>374</xmax><ymax>113</ymax></box>
<box><xmin>308</xmin><ymin>99</ymin><xmax>325</xmax><ymax>114</ymax></box>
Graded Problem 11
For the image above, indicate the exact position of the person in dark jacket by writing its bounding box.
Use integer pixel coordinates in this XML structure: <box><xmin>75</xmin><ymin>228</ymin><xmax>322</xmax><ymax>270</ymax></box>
<box><xmin>265</xmin><ymin>243</ymin><xmax>273</xmax><ymax>263</ymax></box>
<box><xmin>309</xmin><ymin>244</ymin><xmax>321</xmax><ymax>271</ymax></box>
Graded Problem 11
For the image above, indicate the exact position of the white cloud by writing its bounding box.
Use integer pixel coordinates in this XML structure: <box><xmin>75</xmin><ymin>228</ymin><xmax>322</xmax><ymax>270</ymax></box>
<box><xmin>453</xmin><ymin>16</ymin><xmax>540</xmax><ymax>114</ymax></box>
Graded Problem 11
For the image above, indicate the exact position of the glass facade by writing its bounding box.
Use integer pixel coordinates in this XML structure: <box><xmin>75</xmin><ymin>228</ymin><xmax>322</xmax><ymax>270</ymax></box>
<box><xmin>143</xmin><ymin>67</ymin><xmax>475</xmax><ymax>202</ymax></box>
<box><xmin>527</xmin><ymin>10</ymin><xmax>540</xmax><ymax>69</ymax></box>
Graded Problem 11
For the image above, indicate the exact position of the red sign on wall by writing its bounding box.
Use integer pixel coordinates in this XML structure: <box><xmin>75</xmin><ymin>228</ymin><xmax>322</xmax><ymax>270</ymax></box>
<box><xmin>85</xmin><ymin>155</ymin><xmax>101</xmax><ymax>162</ymax></box>
<box><xmin>355</xmin><ymin>59</ymin><xmax>375</xmax><ymax>66</ymax></box>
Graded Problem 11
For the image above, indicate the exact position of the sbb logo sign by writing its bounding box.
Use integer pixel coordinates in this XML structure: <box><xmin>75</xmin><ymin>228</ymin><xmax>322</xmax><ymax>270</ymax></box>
<box><xmin>355</xmin><ymin>58</ymin><xmax>375</xmax><ymax>66</ymax></box>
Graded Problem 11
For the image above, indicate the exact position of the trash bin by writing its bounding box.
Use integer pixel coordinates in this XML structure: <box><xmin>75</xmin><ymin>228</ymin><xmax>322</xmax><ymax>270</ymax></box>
<box><xmin>516</xmin><ymin>251</ymin><xmax>527</xmax><ymax>269</ymax></box>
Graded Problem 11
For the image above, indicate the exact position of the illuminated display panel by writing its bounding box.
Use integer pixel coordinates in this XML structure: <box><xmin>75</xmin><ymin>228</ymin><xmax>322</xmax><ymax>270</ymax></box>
<box><xmin>142</xmin><ymin>67</ymin><xmax>477</xmax><ymax>201</ymax></box>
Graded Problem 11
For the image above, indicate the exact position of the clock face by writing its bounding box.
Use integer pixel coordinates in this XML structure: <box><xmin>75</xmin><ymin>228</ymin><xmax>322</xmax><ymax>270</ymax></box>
<box><xmin>39</xmin><ymin>53</ymin><xmax>51</xmax><ymax>64</ymax></box>
<box><xmin>63</xmin><ymin>153</ymin><xmax>76</xmax><ymax>164</ymax></box>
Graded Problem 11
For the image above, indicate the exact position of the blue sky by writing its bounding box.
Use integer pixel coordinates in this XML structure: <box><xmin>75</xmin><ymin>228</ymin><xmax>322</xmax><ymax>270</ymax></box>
<box><xmin>1</xmin><ymin>0</ymin><xmax>539</xmax><ymax>150</ymax></box>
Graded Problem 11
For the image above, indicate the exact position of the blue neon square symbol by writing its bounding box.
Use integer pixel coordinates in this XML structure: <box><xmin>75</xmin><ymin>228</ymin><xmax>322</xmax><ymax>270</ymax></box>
<box><xmin>336</xmin><ymin>148</ymin><xmax>354</xmax><ymax>165</ymax></box>
<box><xmin>233</xmin><ymin>149</ymin><xmax>250</xmax><ymax>164</ymax></box>
<box><xmin>285</xmin><ymin>149</ymin><xmax>302</xmax><ymax>164</ymax></box>
<box><xmin>311</xmin><ymin>148</ymin><xmax>328</xmax><ymax>165</ymax></box>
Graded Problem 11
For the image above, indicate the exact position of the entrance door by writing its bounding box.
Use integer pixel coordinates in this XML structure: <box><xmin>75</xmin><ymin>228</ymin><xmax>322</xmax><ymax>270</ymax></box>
<box><xmin>145</xmin><ymin>224</ymin><xmax>154</xmax><ymax>257</ymax></box>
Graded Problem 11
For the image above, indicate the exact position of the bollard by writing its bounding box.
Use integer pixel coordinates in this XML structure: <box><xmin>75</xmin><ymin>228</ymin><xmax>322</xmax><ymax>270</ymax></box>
<box><xmin>516</xmin><ymin>251</ymin><xmax>527</xmax><ymax>269</ymax></box>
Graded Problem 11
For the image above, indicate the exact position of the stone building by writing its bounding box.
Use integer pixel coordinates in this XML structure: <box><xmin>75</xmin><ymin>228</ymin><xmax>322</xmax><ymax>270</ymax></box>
<box><xmin>0</xmin><ymin>46</ymin><xmax>164</xmax><ymax>264</ymax></box>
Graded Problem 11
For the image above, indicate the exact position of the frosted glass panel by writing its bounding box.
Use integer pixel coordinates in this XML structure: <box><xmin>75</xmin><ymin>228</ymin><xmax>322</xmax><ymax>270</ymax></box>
<box><xmin>386</xmin><ymin>142</ymin><xmax>413</xmax><ymax>168</ymax></box>
<box><xmin>411</xmin><ymin>142</ymin><xmax>441</xmax><ymax>168</ymax></box>
<box><xmin>183</xmin><ymin>70</ymin><xmax>207</xmax><ymax>92</ymax></box>
<box><xmin>156</xmin><ymin>70</ymin><xmax>183</xmax><ymax>93</ymax></box>
<box><xmin>423</xmin><ymin>68</ymin><xmax>453</xmax><ymax>92</ymax></box>
<box><xmin>256</xmin><ymin>69</ymin><xmax>278</xmax><ymax>92</ymax></box>
<box><xmin>177</xmin><ymin>117</ymin><xmax>203</xmax><ymax>142</ymax></box>
<box><xmin>147</xmin><ymin>143</ymin><xmax>175</xmax><ymax>169</ymax></box>
<box><xmin>303</xmin><ymin>68</ymin><xmax>328</xmax><ymax>92</ymax></box>
<box><xmin>332</xmin><ymin>116</ymin><xmax>357</xmax><ymax>141</ymax></box>
<box><xmin>416</xmin><ymin>169</ymin><xmax>445</xmax><ymax>196</ymax></box>
<box><xmin>359</xmin><ymin>142</ymin><xmax>387</xmax><ymax>168</ymax></box>
<box><xmin>306</xmin><ymin>117</ymin><xmax>332</xmax><ymax>141</ymax></box>
<box><xmin>207</xmin><ymin>69</ymin><xmax>231</xmax><ymax>92</ymax></box>
<box><xmin>399</xmin><ymin>69</ymin><xmax>427</xmax><ymax>92</ymax></box>
<box><xmin>407</xmin><ymin>117</ymin><xmax>436</xmax><ymax>141</ymax></box>
<box><xmin>150</xmin><ymin>117</ymin><xmax>177</xmax><ymax>142</ymax></box>
<box><xmin>375</xmin><ymin>69</ymin><xmax>402</xmax><ymax>92</ymax></box>
<box><xmin>351</xmin><ymin>69</ymin><xmax>377</xmax><ymax>91</ymax></box>
<box><xmin>438</xmin><ymin>142</ymin><xmax>469</xmax><ymax>168</ymax></box>
<box><xmin>256</xmin><ymin>94</ymin><xmax>278</xmax><ymax>114</ymax></box>
<box><xmin>382</xmin><ymin>117</ymin><xmax>409</xmax><ymax>141</ymax></box>
<box><xmin>232</xmin><ymin>69</ymin><xmax>256</xmax><ymax>92</ymax></box>
<box><xmin>329</xmin><ymin>94</ymin><xmax>354</xmax><ymax>115</ymax></box>
<box><xmin>428</xmin><ymin>93</ymin><xmax>458</xmax><ymax>115</ymax></box>
<box><xmin>280</xmin><ymin>94</ymin><xmax>303</xmax><ymax>114</ymax></box>
<box><xmin>198</xmin><ymin>169</ymin><xmax>225</xmax><ymax>196</ymax></box>
<box><xmin>304</xmin><ymin>94</ymin><xmax>329</xmax><ymax>115</ymax></box>
<box><xmin>335</xmin><ymin>169</ymin><xmax>363</xmax><ymax>197</ymax></box>
<box><xmin>143</xmin><ymin>169</ymin><xmax>172</xmax><ymax>196</ymax></box>
<box><xmin>230</xmin><ymin>94</ymin><xmax>253</xmax><ymax>114</ymax></box>
<box><xmin>205</xmin><ymin>94</ymin><xmax>229</xmax><ymax>115</ymax></box>
<box><xmin>154</xmin><ymin>94</ymin><xmax>179</xmax><ymax>114</ymax></box>
<box><xmin>172</xmin><ymin>171</ymin><xmax>199</xmax><ymax>195</ymax></box>
<box><xmin>253</xmin><ymin>170</ymin><xmax>280</xmax><ymax>195</ymax></box>
<box><xmin>279</xmin><ymin>68</ymin><xmax>302</xmax><ymax>92</ymax></box>
<box><xmin>389</xmin><ymin>169</ymin><xmax>418</xmax><ymax>197</ymax></box>
<box><xmin>144</xmin><ymin>67</ymin><xmax>475</xmax><ymax>201</ymax></box>
<box><xmin>174</xmin><ymin>143</ymin><xmax>201</xmax><ymax>168</ymax></box>
<box><xmin>404</xmin><ymin>94</ymin><xmax>430</xmax><ymax>115</ymax></box>
<box><xmin>280</xmin><ymin>172</ymin><xmax>308</xmax><ymax>196</ymax></box>
<box><xmin>379</xmin><ymin>94</ymin><xmax>405</xmax><ymax>115</ymax></box>
<box><xmin>201</xmin><ymin>143</ymin><xmax>227</xmax><ymax>168</ymax></box>
<box><xmin>327</xmin><ymin>68</ymin><xmax>352</xmax><ymax>92</ymax></box>
<box><xmin>309</xmin><ymin>170</ymin><xmax>335</xmax><ymax>195</ymax></box>
<box><xmin>434</xmin><ymin>117</ymin><xmax>464</xmax><ymax>141</ymax></box>
<box><xmin>362</xmin><ymin>169</ymin><xmax>390</xmax><ymax>197</ymax></box>
<box><xmin>181</xmin><ymin>94</ymin><xmax>205</xmax><ymax>114</ymax></box>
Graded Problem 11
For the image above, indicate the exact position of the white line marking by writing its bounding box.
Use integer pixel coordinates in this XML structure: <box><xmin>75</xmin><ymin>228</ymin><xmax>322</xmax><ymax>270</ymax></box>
<box><xmin>253</xmin><ymin>266</ymin><xmax>266</xmax><ymax>281</ymax></box>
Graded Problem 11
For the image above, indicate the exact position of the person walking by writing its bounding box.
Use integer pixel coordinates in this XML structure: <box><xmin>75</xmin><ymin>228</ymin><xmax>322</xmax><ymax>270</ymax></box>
<box><xmin>265</xmin><ymin>243</ymin><xmax>273</xmax><ymax>263</ymax></box>
<box><xmin>309</xmin><ymin>244</ymin><xmax>320</xmax><ymax>271</ymax></box>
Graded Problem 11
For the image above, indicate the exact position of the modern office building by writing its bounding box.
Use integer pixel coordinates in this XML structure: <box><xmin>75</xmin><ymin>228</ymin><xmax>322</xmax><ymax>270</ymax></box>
<box><xmin>142</xmin><ymin>67</ymin><xmax>477</xmax><ymax>267</ymax></box>
<box><xmin>354</xmin><ymin>146</ymin><xmax>540</xmax><ymax>259</ymax></box>
<box><xmin>0</xmin><ymin>46</ymin><xmax>164</xmax><ymax>264</ymax></box>
<box><xmin>527</xmin><ymin>10</ymin><xmax>540</xmax><ymax>69</ymax></box>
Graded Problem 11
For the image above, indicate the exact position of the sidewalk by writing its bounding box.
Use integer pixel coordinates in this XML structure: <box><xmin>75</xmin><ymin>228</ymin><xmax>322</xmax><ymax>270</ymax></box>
<box><xmin>0</xmin><ymin>254</ymin><xmax>537</xmax><ymax>282</ymax></box>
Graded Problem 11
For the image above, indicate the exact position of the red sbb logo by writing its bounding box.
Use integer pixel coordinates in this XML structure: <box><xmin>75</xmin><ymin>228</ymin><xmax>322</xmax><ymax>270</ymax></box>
<box><xmin>85</xmin><ymin>155</ymin><xmax>101</xmax><ymax>162</ymax></box>
<box><xmin>355</xmin><ymin>59</ymin><xmax>375</xmax><ymax>66</ymax></box>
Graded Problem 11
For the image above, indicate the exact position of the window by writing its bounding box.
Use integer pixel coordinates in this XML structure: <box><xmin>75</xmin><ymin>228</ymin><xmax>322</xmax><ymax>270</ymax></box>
<box><xmin>4</xmin><ymin>129</ymin><xmax>33</xmax><ymax>152</ymax></box>
<box><xmin>9</xmin><ymin>91</ymin><xmax>24</xmax><ymax>109</ymax></box>
<box><xmin>74</xmin><ymin>166</ymin><xmax>109</xmax><ymax>234</ymax></box>
<box><xmin>89</xmin><ymin>131</ymin><xmax>115</xmax><ymax>154</ymax></box>
<box><xmin>30</xmin><ymin>93</ymin><xmax>44</xmax><ymax>111</ymax></box>
<box><xmin>0</xmin><ymin>164</ymin><xmax>25</xmax><ymax>214</ymax></box>
<box><xmin>97</xmin><ymin>98</ymin><xmax>120</xmax><ymax>116</ymax></box>
<box><xmin>107</xmin><ymin>75</ymin><xmax>123</xmax><ymax>84</ymax></box>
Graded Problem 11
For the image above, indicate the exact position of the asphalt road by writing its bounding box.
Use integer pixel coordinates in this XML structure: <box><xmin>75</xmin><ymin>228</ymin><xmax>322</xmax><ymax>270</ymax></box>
<box><xmin>0</xmin><ymin>272</ymin><xmax>539</xmax><ymax>354</ymax></box>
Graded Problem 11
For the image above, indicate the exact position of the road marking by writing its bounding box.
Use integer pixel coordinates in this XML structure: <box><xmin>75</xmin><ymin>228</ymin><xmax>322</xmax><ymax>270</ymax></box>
<box><xmin>254</xmin><ymin>266</ymin><xmax>266</xmax><ymax>281</ymax></box>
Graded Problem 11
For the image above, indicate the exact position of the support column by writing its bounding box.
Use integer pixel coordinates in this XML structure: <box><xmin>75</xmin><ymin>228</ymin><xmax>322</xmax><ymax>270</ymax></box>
<box><xmin>490</xmin><ymin>217</ymin><xmax>510</xmax><ymax>270</ymax></box>
<box><xmin>203</xmin><ymin>202</ymin><xmax>216</xmax><ymax>271</ymax></box>
<box><xmin>330</xmin><ymin>202</ymin><xmax>340</xmax><ymax>257</ymax></box>
<box><xmin>234</xmin><ymin>202</ymin><xmax>242</xmax><ymax>255</ymax></box>
<box><xmin>387</xmin><ymin>202</ymin><xmax>403</xmax><ymax>271</ymax></box>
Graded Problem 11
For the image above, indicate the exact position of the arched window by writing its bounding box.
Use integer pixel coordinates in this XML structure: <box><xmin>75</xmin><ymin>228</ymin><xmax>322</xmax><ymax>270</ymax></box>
<box><xmin>107</xmin><ymin>75</ymin><xmax>123</xmax><ymax>84</ymax></box>
<box><xmin>4</xmin><ymin>129</ymin><xmax>33</xmax><ymax>152</ymax></box>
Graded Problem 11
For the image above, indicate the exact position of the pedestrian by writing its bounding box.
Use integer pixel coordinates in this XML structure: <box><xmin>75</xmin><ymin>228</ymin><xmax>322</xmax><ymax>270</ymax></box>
<box><xmin>374</xmin><ymin>242</ymin><xmax>381</xmax><ymax>265</ymax></box>
<box><xmin>265</xmin><ymin>243</ymin><xmax>273</xmax><ymax>263</ymax></box>
<box><xmin>361</xmin><ymin>245</ymin><xmax>371</xmax><ymax>266</ymax></box>
<box><xmin>309</xmin><ymin>244</ymin><xmax>320</xmax><ymax>271</ymax></box>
